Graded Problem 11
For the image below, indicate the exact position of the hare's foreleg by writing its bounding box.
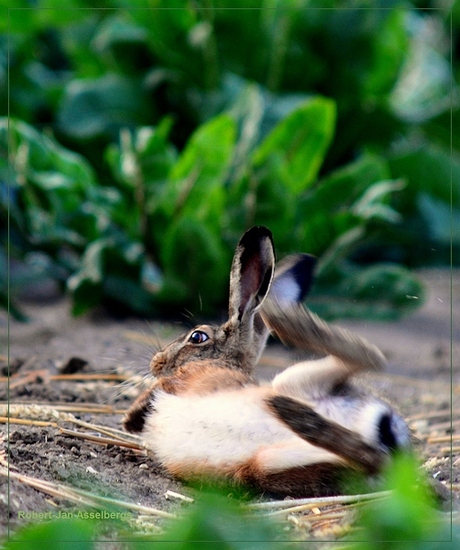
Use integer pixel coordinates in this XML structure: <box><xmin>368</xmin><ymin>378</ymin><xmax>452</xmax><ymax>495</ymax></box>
<box><xmin>123</xmin><ymin>386</ymin><xmax>156</xmax><ymax>433</ymax></box>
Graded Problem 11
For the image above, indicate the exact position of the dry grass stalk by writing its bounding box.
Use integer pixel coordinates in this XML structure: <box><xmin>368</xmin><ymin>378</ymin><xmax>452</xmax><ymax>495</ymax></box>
<box><xmin>0</xmin><ymin>372</ymin><xmax>131</xmax><ymax>390</ymax></box>
<box><xmin>1</xmin><ymin>356</ymin><xmax>39</xmax><ymax>376</ymax></box>
<box><xmin>66</xmin><ymin>417</ymin><xmax>142</xmax><ymax>443</ymax></box>
<box><xmin>308</xmin><ymin>510</ymin><xmax>351</xmax><ymax>522</ymax></box>
<box><xmin>0</xmin><ymin>417</ymin><xmax>58</xmax><ymax>428</ymax></box>
<box><xmin>289</xmin><ymin>512</ymin><xmax>354</xmax><ymax>540</ymax></box>
<box><xmin>0</xmin><ymin>403</ymin><xmax>141</xmax><ymax>445</ymax></box>
<box><xmin>427</xmin><ymin>419</ymin><xmax>460</xmax><ymax>432</ymax></box>
<box><xmin>0</xmin><ymin>465</ymin><xmax>176</xmax><ymax>519</ymax></box>
<box><xmin>428</xmin><ymin>435</ymin><xmax>460</xmax><ymax>444</ymax></box>
<box><xmin>262</xmin><ymin>502</ymin><xmax>347</xmax><ymax>518</ymax></box>
<box><xmin>0</xmin><ymin>372</ymin><xmax>130</xmax><ymax>384</ymax></box>
<box><xmin>51</xmin><ymin>373</ymin><xmax>130</xmax><ymax>382</ymax></box>
<box><xmin>440</xmin><ymin>446</ymin><xmax>460</xmax><ymax>454</ymax></box>
<box><xmin>68</xmin><ymin>486</ymin><xmax>176</xmax><ymax>518</ymax></box>
<box><xmin>248</xmin><ymin>490</ymin><xmax>392</xmax><ymax>511</ymax></box>
<box><xmin>407</xmin><ymin>409</ymin><xmax>456</xmax><ymax>422</ymax></box>
<box><xmin>2</xmin><ymin>404</ymin><xmax>145</xmax><ymax>456</ymax></box>
<box><xmin>59</xmin><ymin>427</ymin><xmax>143</xmax><ymax>450</ymax></box>
<box><xmin>0</xmin><ymin>404</ymin><xmax>66</xmax><ymax>422</ymax></box>
<box><xmin>6</xmin><ymin>369</ymin><xmax>50</xmax><ymax>389</ymax></box>
<box><xmin>0</xmin><ymin>402</ymin><xmax>127</xmax><ymax>415</ymax></box>
<box><xmin>164</xmin><ymin>490</ymin><xmax>194</xmax><ymax>503</ymax></box>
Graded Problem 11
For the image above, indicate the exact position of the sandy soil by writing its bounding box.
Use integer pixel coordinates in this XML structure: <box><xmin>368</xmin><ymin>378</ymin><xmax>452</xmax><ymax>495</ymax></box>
<box><xmin>0</xmin><ymin>268</ymin><xmax>459</xmax><ymax>542</ymax></box>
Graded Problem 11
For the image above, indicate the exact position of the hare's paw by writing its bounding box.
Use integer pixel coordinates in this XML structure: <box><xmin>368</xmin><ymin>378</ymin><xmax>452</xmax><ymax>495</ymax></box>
<box><xmin>123</xmin><ymin>387</ymin><xmax>157</xmax><ymax>433</ymax></box>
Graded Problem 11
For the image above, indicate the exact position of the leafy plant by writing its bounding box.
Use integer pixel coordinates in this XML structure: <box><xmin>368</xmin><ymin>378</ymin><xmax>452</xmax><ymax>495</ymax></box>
<box><xmin>348</xmin><ymin>455</ymin><xmax>458</xmax><ymax>550</ymax></box>
<box><xmin>1</xmin><ymin>1</ymin><xmax>457</xmax><ymax>319</ymax></box>
<box><xmin>1</xmin><ymin>91</ymin><xmax>424</xmax><ymax>318</ymax></box>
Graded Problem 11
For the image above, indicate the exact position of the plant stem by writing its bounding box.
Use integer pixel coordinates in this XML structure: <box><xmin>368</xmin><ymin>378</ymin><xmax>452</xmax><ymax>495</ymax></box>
<box><xmin>267</xmin><ymin>9</ymin><xmax>292</xmax><ymax>93</ymax></box>
<box><xmin>199</xmin><ymin>0</ymin><xmax>220</xmax><ymax>90</ymax></box>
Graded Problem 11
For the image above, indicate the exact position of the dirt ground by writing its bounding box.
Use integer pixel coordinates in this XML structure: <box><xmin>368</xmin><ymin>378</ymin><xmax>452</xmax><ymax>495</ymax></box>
<box><xmin>0</xmin><ymin>268</ymin><xmax>459</xmax><ymax>542</ymax></box>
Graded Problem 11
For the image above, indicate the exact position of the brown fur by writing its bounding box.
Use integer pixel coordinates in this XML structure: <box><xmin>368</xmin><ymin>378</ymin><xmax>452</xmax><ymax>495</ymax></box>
<box><xmin>158</xmin><ymin>363</ymin><xmax>255</xmax><ymax>395</ymax></box>
<box><xmin>234</xmin><ymin>459</ymin><xmax>352</xmax><ymax>498</ymax></box>
<box><xmin>124</xmin><ymin>227</ymin><xmax>278</xmax><ymax>433</ymax></box>
<box><xmin>261</xmin><ymin>297</ymin><xmax>386</xmax><ymax>373</ymax></box>
<box><xmin>123</xmin><ymin>226</ymin><xmax>409</xmax><ymax>498</ymax></box>
<box><xmin>266</xmin><ymin>395</ymin><xmax>384</xmax><ymax>474</ymax></box>
<box><xmin>123</xmin><ymin>364</ymin><xmax>254</xmax><ymax>432</ymax></box>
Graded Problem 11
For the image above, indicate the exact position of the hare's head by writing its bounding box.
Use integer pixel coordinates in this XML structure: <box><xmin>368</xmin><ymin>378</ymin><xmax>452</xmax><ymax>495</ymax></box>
<box><xmin>150</xmin><ymin>226</ymin><xmax>277</xmax><ymax>376</ymax></box>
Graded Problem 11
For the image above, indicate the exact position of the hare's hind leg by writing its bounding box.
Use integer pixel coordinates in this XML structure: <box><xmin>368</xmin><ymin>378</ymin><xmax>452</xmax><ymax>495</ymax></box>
<box><xmin>266</xmin><ymin>395</ymin><xmax>384</xmax><ymax>475</ymax></box>
<box><xmin>235</xmin><ymin>439</ymin><xmax>360</xmax><ymax>498</ymax></box>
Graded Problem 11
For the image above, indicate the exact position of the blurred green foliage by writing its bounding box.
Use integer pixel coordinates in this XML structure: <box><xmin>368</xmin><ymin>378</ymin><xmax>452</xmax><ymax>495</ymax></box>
<box><xmin>2</xmin><ymin>455</ymin><xmax>459</xmax><ymax>548</ymax></box>
<box><xmin>1</xmin><ymin>0</ymin><xmax>458</xmax><ymax>318</ymax></box>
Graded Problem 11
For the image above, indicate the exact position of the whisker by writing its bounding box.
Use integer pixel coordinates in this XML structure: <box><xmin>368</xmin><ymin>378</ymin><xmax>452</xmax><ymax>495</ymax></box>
<box><xmin>180</xmin><ymin>309</ymin><xmax>195</xmax><ymax>322</ymax></box>
<box><xmin>139</xmin><ymin>320</ymin><xmax>163</xmax><ymax>353</ymax></box>
<box><xmin>102</xmin><ymin>373</ymin><xmax>152</xmax><ymax>405</ymax></box>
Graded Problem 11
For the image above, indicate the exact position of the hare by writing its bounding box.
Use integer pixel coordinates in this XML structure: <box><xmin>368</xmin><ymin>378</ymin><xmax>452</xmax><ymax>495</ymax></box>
<box><xmin>123</xmin><ymin>226</ymin><xmax>411</xmax><ymax>497</ymax></box>
<box><xmin>124</xmin><ymin>226</ymin><xmax>314</xmax><ymax>432</ymax></box>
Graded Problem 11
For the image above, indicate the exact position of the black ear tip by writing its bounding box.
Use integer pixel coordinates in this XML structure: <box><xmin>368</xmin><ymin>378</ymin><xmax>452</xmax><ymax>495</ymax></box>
<box><xmin>272</xmin><ymin>253</ymin><xmax>317</xmax><ymax>303</ymax></box>
<box><xmin>297</xmin><ymin>253</ymin><xmax>317</xmax><ymax>270</ymax></box>
<box><xmin>293</xmin><ymin>254</ymin><xmax>317</xmax><ymax>302</ymax></box>
<box><xmin>240</xmin><ymin>226</ymin><xmax>273</xmax><ymax>246</ymax></box>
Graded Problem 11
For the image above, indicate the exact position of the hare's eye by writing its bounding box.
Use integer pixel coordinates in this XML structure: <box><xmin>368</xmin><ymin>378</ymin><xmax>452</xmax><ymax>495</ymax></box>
<box><xmin>189</xmin><ymin>330</ymin><xmax>209</xmax><ymax>344</ymax></box>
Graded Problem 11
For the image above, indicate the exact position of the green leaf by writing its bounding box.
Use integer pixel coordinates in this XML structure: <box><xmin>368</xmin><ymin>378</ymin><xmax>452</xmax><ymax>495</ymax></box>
<box><xmin>155</xmin><ymin>490</ymin><xmax>280</xmax><ymax>547</ymax></box>
<box><xmin>67</xmin><ymin>237</ymin><xmax>149</xmax><ymax>316</ymax></box>
<box><xmin>103</xmin><ymin>274</ymin><xmax>154</xmax><ymax>315</ymax></box>
<box><xmin>352</xmin><ymin>179</ymin><xmax>405</xmax><ymax>223</ymax></box>
<box><xmin>316</xmin><ymin>226</ymin><xmax>366</xmax><ymax>277</ymax></box>
<box><xmin>252</xmin><ymin>97</ymin><xmax>336</xmax><ymax>193</ymax></box>
<box><xmin>4</xmin><ymin>519</ymin><xmax>95</xmax><ymax>550</ymax></box>
<box><xmin>357</xmin><ymin>454</ymin><xmax>447</xmax><ymax>545</ymax></box>
<box><xmin>67</xmin><ymin>238</ymin><xmax>107</xmax><ymax>289</ymax></box>
<box><xmin>159</xmin><ymin>114</ymin><xmax>236</xmax><ymax>227</ymax></box>
<box><xmin>312</xmin><ymin>262</ymin><xmax>424</xmax><ymax>320</ymax></box>
<box><xmin>296</xmin><ymin>155</ymin><xmax>392</xmax><ymax>256</ymax></box>
<box><xmin>364</xmin><ymin>9</ymin><xmax>409</xmax><ymax>100</ymax></box>
<box><xmin>310</xmin><ymin>153</ymin><xmax>392</xmax><ymax>213</ymax></box>
<box><xmin>418</xmin><ymin>192</ymin><xmax>460</xmax><ymax>246</ymax></box>
<box><xmin>388</xmin><ymin>144</ymin><xmax>460</xmax><ymax>210</ymax></box>
<box><xmin>345</xmin><ymin>264</ymin><xmax>424</xmax><ymax>307</ymax></box>
<box><xmin>227</xmin><ymin>82</ymin><xmax>264</xmax><ymax>181</ymax></box>
<box><xmin>1</xmin><ymin>118</ymin><xmax>96</xmax><ymax>192</ymax></box>
<box><xmin>107</xmin><ymin>119</ymin><xmax>176</xmax><ymax>192</ymax></box>
<box><xmin>390</xmin><ymin>13</ymin><xmax>451</xmax><ymax>123</ymax></box>
<box><xmin>92</xmin><ymin>13</ymin><xmax>148</xmax><ymax>53</ymax></box>
<box><xmin>57</xmin><ymin>74</ymin><xmax>155</xmax><ymax>140</ymax></box>
<box><xmin>159</xmin><ymin>217</ymin><xmax>229</xmax><ymax>313</ymax></box>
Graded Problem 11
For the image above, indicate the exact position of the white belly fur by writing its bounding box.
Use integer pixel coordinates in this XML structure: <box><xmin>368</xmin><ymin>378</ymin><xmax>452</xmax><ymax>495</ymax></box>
<box><xmin>143</xmin><ymin>387</ymin><xmax>338</xmax><ymax>472</ymax></box>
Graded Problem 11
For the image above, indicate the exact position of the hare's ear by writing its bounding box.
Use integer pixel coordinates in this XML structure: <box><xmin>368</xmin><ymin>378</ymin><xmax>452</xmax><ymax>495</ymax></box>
<box><xmin>253</xmin><ymin>254</ymin><xmax>317</xmax><ymax>359</ymax></box>
<box><xmin>271</xmin><ymin>254</ymin><xmax>316</xmax><ymax>305</ymax></box>
<box><xmin>228</xmin><ymin>226</ymin><xmax>275</xmax><ymax>323</ymax></box>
